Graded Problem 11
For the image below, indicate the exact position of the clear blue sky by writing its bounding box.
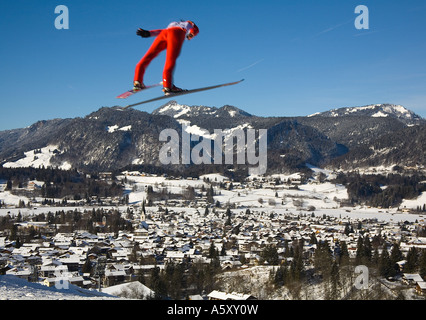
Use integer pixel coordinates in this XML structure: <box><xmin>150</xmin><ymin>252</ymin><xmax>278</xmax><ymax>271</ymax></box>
<box><xmin>1</xmin><ymin>0</ymin><xmax>426</xmax><ymax>130</ymax></box>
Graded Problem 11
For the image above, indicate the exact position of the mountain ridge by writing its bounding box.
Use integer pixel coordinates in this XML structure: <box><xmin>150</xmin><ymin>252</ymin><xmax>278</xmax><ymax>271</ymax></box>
<box><xmin>308</xmin><ymin>103</ymin><xmax>423</xmax><ymax>125</ymax></box>
<box><xmin>0</xmin><ymin>103</ymin><xmax>424</xmax><ymax>174</ymax></box>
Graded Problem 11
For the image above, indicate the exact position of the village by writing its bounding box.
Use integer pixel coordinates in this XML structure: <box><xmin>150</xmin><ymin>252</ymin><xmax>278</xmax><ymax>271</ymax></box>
<box><xmin>0</xmin><ymin>168</ymin><xmax>426</xmax><ymax>300</ymax></box>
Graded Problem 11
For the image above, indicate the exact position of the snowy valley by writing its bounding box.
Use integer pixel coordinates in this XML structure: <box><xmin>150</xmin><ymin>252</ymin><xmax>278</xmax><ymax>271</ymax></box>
<box><xmin>0</xmin><ymin>103</ymin><xmax>425</xmax><ymax>301</ymax></box>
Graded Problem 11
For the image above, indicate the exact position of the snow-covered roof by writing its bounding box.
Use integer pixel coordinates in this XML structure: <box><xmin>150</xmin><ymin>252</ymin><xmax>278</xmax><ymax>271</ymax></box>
<box><xmin>101</xmin><ymin>281</ymin><xmax>154</xmax><ymax>298</ymax></box>
<box><xmin>208</xmin><ymin>290</ymin><xmax>256</xmax><ymax>300</ymax></box>
<box><xmin>403</xmin><ymin>273</ymin><xmax>424</xmax><ymax>283</ymax></box>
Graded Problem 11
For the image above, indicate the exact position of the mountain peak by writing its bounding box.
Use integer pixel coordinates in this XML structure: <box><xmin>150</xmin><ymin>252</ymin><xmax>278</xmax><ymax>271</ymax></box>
<box><xmin>152</xmin><ymin>101</ymin><xmax>192</xmax><ymax>118</ymax></box>
<box><xmin>219</xmin><ymin>105</ymin><xmax>252</xmax><ymax>117</ymax></box>
<box><xmin>152</xmin><ymin>101</ymin><xmax>252</xmax><ymax>119</ymax></box>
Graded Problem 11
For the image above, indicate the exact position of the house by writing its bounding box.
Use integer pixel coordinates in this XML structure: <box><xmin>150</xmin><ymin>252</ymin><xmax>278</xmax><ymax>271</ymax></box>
<box><xmin>43</xmin><ymin>273</ymin><xmax>85</xmax><ymax>288</ymax></box>
<box><xmin>5</xmin><ymin>266</ymin><xmax>33</xmax><ymax>282</ymax></box>
<box><xmin>165</xmin><ymin>251</ymin><xmax>187</xmax><ymax>263</ymax></box>
<box><xmin>43</xmin><ymin>278</ymin><xmax>59</xmax><ymax>287</ymax></box>
<box><xmin>221</xmin><ymin>260</ymin><xmax>242</xmax><ymax>270</ymax></box>
<box><xmin>244</xmin><ymin>253</ymin><xmax>260</xmax><ymax>265</ymax></box>
<box><xmin>39</xmin><ymin>264</ymin><xmax>68</xmax><ymax>278</ymax></box>
<box><xmin>104</xmin><ymin>263</ymin><xmax>127</xmax><ymax>287</ymax></box>
<box><xmin>58</xmin><ymin>254</ymin><xmax>83</xmax><ymax>272</ymax></box>
<box><xmin>416</xmin><ymin>281</ymin><xmax>426</xmax><ymax>295</ymax></box>
<box><xmin>402</xmin><ymin>273</ymin><xmax>424</xmax><ymax>286</ymax></box>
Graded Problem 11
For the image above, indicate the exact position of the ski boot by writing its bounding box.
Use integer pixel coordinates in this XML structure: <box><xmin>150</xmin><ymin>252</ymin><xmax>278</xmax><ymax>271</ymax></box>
<box><xmin>133</xmin><ymin>81</ymin><xmax>145</xmax><ymax>92</ymax></box>
<box><xmin>163</xmin><ymin>85</ymin><xmax>188</xmax><ymax>96</ymax></box>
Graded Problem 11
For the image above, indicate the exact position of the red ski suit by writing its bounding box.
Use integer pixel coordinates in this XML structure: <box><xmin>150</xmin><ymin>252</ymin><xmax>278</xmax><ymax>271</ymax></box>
<box><xmin>134</xmin><ymin>21</ymin><xmax>196</xmax><ymax>89</ymax></box>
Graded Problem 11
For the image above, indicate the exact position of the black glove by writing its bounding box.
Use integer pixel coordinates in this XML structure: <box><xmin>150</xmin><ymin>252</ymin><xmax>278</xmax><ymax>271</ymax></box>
<box><xmin>136</xmin><ymin>28</ymin><xmax>151</xmax><ymax>38</ymax></box>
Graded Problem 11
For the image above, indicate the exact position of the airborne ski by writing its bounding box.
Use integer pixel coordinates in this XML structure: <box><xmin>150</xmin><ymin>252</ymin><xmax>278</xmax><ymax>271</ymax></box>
<box><xmin>120</xmin><ymin>79</ymin><xmax>244</xmax><ymax>110</ymax></box>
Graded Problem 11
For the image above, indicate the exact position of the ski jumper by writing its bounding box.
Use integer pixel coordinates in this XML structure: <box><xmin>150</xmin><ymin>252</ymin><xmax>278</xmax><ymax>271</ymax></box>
<box><xmin>134</xmin><ymin>21</ymin><xmax>198</xmax><ymax>89</ymax></box>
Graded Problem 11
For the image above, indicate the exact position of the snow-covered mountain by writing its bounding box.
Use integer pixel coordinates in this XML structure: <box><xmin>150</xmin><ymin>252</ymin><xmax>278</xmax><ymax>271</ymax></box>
<box><xmin>309</xmin><ymin>103</ymin><xmax>424</xmax><ymax>125</ymax></box>
<box><xmin>329</xmin><ymin>123</ymin><xmax>426</xmax><ymax>170</ymax></box>
<box><xmin>153</xmin><ymin>101</ymin><xmax>252</xmax><ymax>119</ymax></box>
<box><xmin>0</xmin><ymin>103</ymin><xmax>424</xmax><ymax>174</ymax></box>
<box><xmin>0</xmin><ymin>107</ymin><xmax>182</xmax><ymax>172</ymax></box>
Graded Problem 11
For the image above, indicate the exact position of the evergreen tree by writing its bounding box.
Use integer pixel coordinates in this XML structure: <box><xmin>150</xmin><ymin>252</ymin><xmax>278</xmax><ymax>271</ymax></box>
<box><xmin>419</xmin><ymin>249</ymin><xmax>426</xmax><ymax>279</ymax></box>
<box><xmin>283</xmin><ymin>240</ymin><xmax>290</xmax><ymax>257</ymax></box>
<box><xmin>355</xmin><ymin>236</ymin><xmax>365</xmax><ymax>265</ymax></box>
<box><xmin>225</xmin><ymin>214</ymin><xmax>232</xmax><ymax>226</ymax></box>
<box><xmin>363</xmin><ymin>236</ymin><xmax>372</xmax><ymax>265</ymax></box>
<box><xmin>372</xmin><ymin>247</ymin><xmax>380</xmax><ymax>267</ymax></box>
<box><xmin>149</xmin><ymin>266</ymin><xmax>167</xmax><ymax>299</ymax></box>
<box><xmin>206</xmin><ymin>185</ymin><xmax>214</xmax><ymax>204</ymax></box>
<box><xmin>339</xmin><ymin>241</ymin><xmax>350</xmax><ymax>266</ymax></box>
<box><xmin>15</xmin><ymin>237</ymin><xmax>22</xmax><ymax>248</ymax></box>
<box><xmin>371</xmin><ymin>234</ymin><xmax>383</xmax><ymax>249</ymax></box>
<box><xmin>286</xmin><ymin>240</ymin><xmax>304</xmax><ymax>282</ymax></box>
<box><xmin>314</xmin><ymin>240</ymin><xmax>333</xmax><ymax>277</ymax></box>
<box><xmin>404</xmin><ymin>247</ymin><xmax>419</xmax><ymax>273</ymax></box>
<box><xmin>309</xmin><ymin>232</ymin><xmax>318</xmax><ymax>245</ymax></box>
<box><xmin>10</xmin><ymin>224</ymin><xmax>18</xmax><ymax>241</ymax></box>
<box><xmin>81</xmin><ymin>258</ymin><xmax>93</xmax><ymax>274</ymax></box>
<box><xmin>220</xmin><ymin>243</ymin><xmax>226</xmax><ymax>256</ymax></box>
<box><xmin>168</xmin><ymin>263</ymin><xmax>184</xmax><ymax>299</ymax></box>
<box><xmin>208</xmin><ymin>242</ymin><xmax>218</xmax><ymax>259</ymax></box>
<box><xmin>187</xmin><ymin>260</ymin><xmax>207</xmax><ymax>293</ymax></box>
<box><xmin>274</xmin><ymin>264</ymin><xmax>289</xmax><ymax>287</ymax></box>
<box><xmin>329</xmin><ymin>261</ymin><xmax>340</xmax><ymax>300</ymax></box>
<box><xmin>390</xmin><ymin>242</ymin><xmax>403</xmax><ymax>274</ymax></box>
<box><xmin>261</xmin><ymin>244</ymin><xmax>279</xmax><ymax>265</ymax></box>
<box><xmin>379</xmin><ymin>246</ymin><xmax>394</xmax><ymax>278</ymax></box>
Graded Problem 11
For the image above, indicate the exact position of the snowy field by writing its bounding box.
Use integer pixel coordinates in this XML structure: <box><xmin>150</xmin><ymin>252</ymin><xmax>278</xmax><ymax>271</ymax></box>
<box><xmin>0</xmin><ymin>206</ymin><xmax>423</xmax><ymax>224</ymax></box>
<box><xmin>2</xmin><ymin>145</ymin><xmax>71</xmax><ymax>170</ymax></box>
<box><xmin>0</xmin><ymin>275</ymin><xmax>118</xmax><ymax>300</ymax></box>
<box><xmin>1</xmin><ymin>171</ymin><xmax>425</xmax><ymax>224</ymax></box>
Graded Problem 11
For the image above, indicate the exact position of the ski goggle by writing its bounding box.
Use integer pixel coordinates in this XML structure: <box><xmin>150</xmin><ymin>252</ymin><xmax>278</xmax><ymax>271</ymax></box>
<box><xmin>187</xmin><ymin>21</ymin><xmax>199</xmax><ymax>40</ymax></box>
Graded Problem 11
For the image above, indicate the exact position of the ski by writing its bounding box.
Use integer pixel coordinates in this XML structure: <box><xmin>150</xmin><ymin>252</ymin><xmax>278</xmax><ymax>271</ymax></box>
<box><xmin>116</xmin><ymin>82</ymin><xmax>163</xmax><ymax>99</ymax></box>
<box><xmin>120</xmin><ymin>79</ymin><xmax>244</xmax><ymax>110</ymax></box>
